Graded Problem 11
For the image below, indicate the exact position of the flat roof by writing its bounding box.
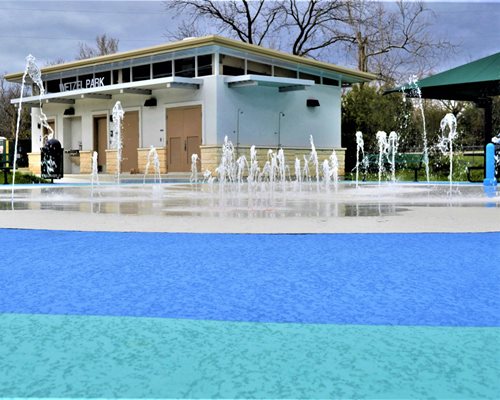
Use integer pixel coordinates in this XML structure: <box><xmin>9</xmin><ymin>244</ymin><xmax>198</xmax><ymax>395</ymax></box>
<box><xmin>4</xmin><ymin>35</ymin><xmax>375</xmax><ymax>84</ymax></box>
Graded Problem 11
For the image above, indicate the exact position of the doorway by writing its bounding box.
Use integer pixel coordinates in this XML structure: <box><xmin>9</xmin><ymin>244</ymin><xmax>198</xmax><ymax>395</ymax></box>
<box><xmin>93</xmin><ymin>115</ymin><xmax>107</xmax><ymax>172</ymax></box>
<box><xmin>166</xmin><ymin>105</ymin><xmax>201</xmax><ymax>172</ymax></box>
<box><xmin>121</xmin><ymin>110</ymin><xmax>139</xmax><ymax>173</ymax></box>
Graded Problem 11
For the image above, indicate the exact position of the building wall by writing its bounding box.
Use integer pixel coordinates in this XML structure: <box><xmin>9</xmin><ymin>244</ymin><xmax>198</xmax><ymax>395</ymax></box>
<box><xmin>31</xmin><ymin>75</ymin><xmax>220</xmax><ymax>155</ymax></box>
<box><xmin>216</xmin><ymin>77</ymin><xmax>341</xmax><ymax>149</ymax></box>
<box><xmin>28</xmin><ymin>76</ymin><xmax>342</xmax><ymax>174</ymax></box>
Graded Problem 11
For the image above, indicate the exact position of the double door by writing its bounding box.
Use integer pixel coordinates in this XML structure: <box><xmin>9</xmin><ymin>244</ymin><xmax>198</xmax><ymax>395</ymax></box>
<box><xmin>167</xmin><ymin>106</ymin><xmax>201</xmax><ymax>172</ymax></box>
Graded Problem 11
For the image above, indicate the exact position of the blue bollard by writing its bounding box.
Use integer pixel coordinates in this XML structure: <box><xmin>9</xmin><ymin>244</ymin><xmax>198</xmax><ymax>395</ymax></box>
<box><xmin>483</xmin><ymin>143</ymin><xmax>497</xmax><ymax>186</ymax></box>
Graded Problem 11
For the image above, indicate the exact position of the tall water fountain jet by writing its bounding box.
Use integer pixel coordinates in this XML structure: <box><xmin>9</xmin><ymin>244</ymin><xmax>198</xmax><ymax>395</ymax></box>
<box><xmin>111</xmin><ymin>101</ymin><xmax>124</xmax><ymax>184</ymax></box>
<box><xmin>217</xmin><ymin>136</ymin><xmax>236</xmax><ymax>186</ymax></box>
<box><xmin>302</xmin><ymin>155</ymin><xmax>310</xmax><ymax>182</ymax></box>
<box><xmin>247</xmin><ymin>145</ymin><xmax>259</xmax><ymax>185</ymax></box>
<box><xmin>355</xmin><ymin>131</ymin><xmax>364</xmax><ymax>187</ymax></box>
<box><xmin>388</xmin><ymin>131</ymin><xmax>399</xmax><ymax>182</ymax></box>
<box><xmin>322</xmin><ymin>160</ymin><xmax>331</xmax><ymax>187</ymax></box>
<box><xmin>321</xmin><ymin>152</ymin><xmax>339</xmax><ymax>190</ymax></box>
<box><xmin>437</xmin><ymin>113</ymin><xmax>458</xmax><ymax>188</ymax></box>
<box><xmin>408</xmin><ymin>75</ymin><xmax>430</xmax><ymax>182</ymax></box>
<box><xmin>309</xmin><ymin>135</ymin><xmax>319</xmax><ymax>188</ymax></box>
<box><xmin>144</xmin><ymin>145</ymin><xmax>162</xmax><ymax>184</ymax></box>
<box><xmin>11</xmin><ymin>55</ymin><xmax>52</xmax><ymax>203</ymax></box>
<box><xmin>329</xmin><ymin>149</ymin><xmax>339</xmax><ymax>191</ymax></box>
<box><xmin>236</xmin><ymin>155</ymin><xmax>247</xmax><ymax>184</ymax></box>
<box><xmin>91</xmin><ymin>151</ymin><xmax>99</xmax><ymax>196</ymax></box>
<box><xmin>277</xmin><ymin>148</ymin><xmax>287</xmax><ymax>187</ymax></box>
<box><xmin>376</xmin><ymin>131</ymin><xmax>389</xmax><ymax>185</ymax></box>
<box><xmin>190</xmin><ymin>153</ymin><xmax>199</xmax><ymax>184</ymax></box>
<box><xmin>293</xmin><ymin>157</ymin><xmax>302</xmax><ymax>191</ymax></box>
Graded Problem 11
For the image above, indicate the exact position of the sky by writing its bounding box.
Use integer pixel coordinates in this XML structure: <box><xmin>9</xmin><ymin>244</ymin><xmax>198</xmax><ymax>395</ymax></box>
<box><xmin>0</xmin><ymin>0</ymin><xmax>499</xmax><ymax>78</ymax></box>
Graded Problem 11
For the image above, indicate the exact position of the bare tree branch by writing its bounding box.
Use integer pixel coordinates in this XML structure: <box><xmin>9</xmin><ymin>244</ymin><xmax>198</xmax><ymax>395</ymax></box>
<box><xmin>165</xmin><ymin>0</ymin><xmax>282</xmax><ymax>46</ymax></box>
<box><xmin>77</xmin><ymin>34</ymin><xmax>119</xmax><ymax>60</ymax></box>
<box><xmin>164</xmin><ymin>0</ymin><xmax>456</xmax><ymax>82</ymax></box>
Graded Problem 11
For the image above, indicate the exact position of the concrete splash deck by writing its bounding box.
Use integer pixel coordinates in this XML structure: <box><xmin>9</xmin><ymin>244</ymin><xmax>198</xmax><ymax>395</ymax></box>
<box><xmin>0</xmin><ymin>182</ymin><xmax>499</xmax><ymax>233</ymax></box>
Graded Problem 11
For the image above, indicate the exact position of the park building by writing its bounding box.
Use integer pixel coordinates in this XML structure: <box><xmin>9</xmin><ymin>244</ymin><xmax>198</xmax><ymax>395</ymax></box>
<box><xmin>5</xmin><ymin>35</ymin><xmax>374</xmax><ymax>177</ymax></box>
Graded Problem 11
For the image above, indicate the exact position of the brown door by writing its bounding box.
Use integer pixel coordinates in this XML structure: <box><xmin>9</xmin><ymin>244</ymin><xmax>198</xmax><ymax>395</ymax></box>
<box><xmin>121</xmin><ymin>111</ymin><xmax>139</xmax><ymax>173</ymax></box>
<box><xmin>167</xmin><ymin>106</ymin><xmax>201</xmax><ymax>172</ymax></box>
<box><xmin>93</xmin><ymin>116</ymin><xmax>107</xmax><ymax>171</ymax></box>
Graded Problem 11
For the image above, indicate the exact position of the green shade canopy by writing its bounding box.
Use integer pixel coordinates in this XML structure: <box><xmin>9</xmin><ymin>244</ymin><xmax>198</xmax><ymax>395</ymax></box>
<box><xmin>387</xmin><ymin>51</ymin><xmax>500</xmax><ymax>101</ymax></box>
<box><xmin>386</xmin><ymin>51</ymin><xmax>500</xmax><ymax>178</ymax></box>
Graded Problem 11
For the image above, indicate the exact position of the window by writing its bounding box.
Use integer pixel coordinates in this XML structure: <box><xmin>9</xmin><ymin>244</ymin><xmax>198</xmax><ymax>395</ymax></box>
<box><xmin>274</xmin><ymin>66</ymin><xmax>297</xmax><ymax>79</ymax></box>
<box><xmin>95</xmin><ymin>71</ymin><xmax>111</xmax><ymax>86</ymax></box>
<box><xmin>132</xmin><ymin>64</ymin><xmax>151</xmax><ymax>81</ymax></box>
<box><xmin>174</xmin><ymin>57</ymin><xmax>196</xmax><ymax>78</ymax></box>
<box><xmin>221</xmin><ymin>55</ymin><xmax>245</xmax><ymax>76</ymax></box>
<box><xmin>322</xmin><ymin>77</ymin><xmax>339</xmax><ymax>86</ymax></box>
<box><xmin>112</xmin><ymin>70</ymin><xmax>120</xmax><ymax>85</ymax></box>
<box><xmin>247</xmin><ymin>60</ymin><xmax>271</xmax><ymax>76</ymax></box>
<box><xmin>153</xmin><ymin>61</ymin><xmax>172</xmax><ymax>79</ymax></box>
<box><xmin>299</xmin><ymin>71</ymin><xmax>321</xmax><ymax>84</ymax></box>
<box><xmin>60</xmin><ymin>76</ymin><xmax>78</xmax><ymax>91</ymax></box>
<box><xmin>78</xmin><ymin>73</ymin><xmax>93</xmax><ymax>89</ymax></box>
<box><xmin>197</xmin><ymin>54</ymin><xmax>212</xmax><ymax>76</ymax></box>
<box><xmin>46</xmin><ymin>79</ymin><xmax>60</xmax><ymax>93</ymax></box>
<box><xmin>121</xmin><ymin>68</ymin><xmax>130</xmax><ymax>83</ymax></box>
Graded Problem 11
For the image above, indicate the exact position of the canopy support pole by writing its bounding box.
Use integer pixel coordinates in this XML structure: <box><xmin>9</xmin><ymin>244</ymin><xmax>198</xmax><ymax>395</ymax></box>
<box><xmin>476</xmin><ymin>98</ymin><xmax>493</xmax><ymax>178</ymax></box>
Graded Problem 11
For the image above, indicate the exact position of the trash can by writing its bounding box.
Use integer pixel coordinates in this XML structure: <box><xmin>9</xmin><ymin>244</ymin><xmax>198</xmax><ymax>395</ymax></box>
<box><xmin>41</xmin><ymin>138</ymin><xmax>64</xmax><ymax>180</ymax></box>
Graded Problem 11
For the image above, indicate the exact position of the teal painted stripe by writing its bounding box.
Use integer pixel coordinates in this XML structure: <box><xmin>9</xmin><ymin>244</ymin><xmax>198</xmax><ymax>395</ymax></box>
<box><xmin>1</xmin><ymin>313</ymin><xmax>499</xmax><ymax>399</ymax></box>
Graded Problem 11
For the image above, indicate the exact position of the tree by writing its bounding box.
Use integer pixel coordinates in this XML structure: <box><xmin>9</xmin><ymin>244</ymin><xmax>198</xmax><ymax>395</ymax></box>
<box><xmin>335</xmin><ymin>1</ymin><xmax>454</xmax><ymax>82</ymax></box>
<box><xmin>166</xmin><ymin>0</ymin><xmax>454</xmax><ymax>82</ymax></box>
<box><xmin>277</xmin><ymin>0</ymin><xmax>346</xmax><ymax>57</ymax></box>
<box><xmin>341</xmin><ymin>84</ymin><xmax>416</xmax><ymax>172</ymax></box>
<box><xmin>166</xmin><ymin>0</ymin><xmax>281</xmax><ymax>45</ymax></box>
<box><xmin>0</xmin><ymin>75</ymin><xmax>31</xmax><ymax>140</ymax></box>
<box><xmin>45</xmin><ymin>57</ymin><xmax>67</xmax><ymax>66</ymax></box>
<box><xmin>77</xmin><ymin>34</ymin><xmax>119</xmax><ymax>60</ymax></box>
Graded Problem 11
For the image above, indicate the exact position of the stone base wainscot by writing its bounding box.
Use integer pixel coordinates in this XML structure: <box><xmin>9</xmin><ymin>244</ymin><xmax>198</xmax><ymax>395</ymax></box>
<box><xmin>200</xmin><ymin>145</ymin><xmax>346</xmax><ymax>178</ymax></box>
<box><xmin>27</xmin><ymin>153</ymin><xmax>41</xmax><ymax>175</ymax></box>
<box><xmin>137</xmin><ymin>147</ymin><xmax>168</xmax><ymax>174</ymax></box>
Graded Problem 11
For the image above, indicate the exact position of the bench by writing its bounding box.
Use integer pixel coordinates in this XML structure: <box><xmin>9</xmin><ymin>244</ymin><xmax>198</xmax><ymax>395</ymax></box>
<box><xmin>465</xmin><ymin>166</ymin><xmax>484</xmax><ymax>183</ymax></box>
<box><xmin>363</xmin><ymin>153</ymin><xmax>424</xmax><ymax>182</ymax></box>
<box><xmin>0</xmin><ymin>160</ymin><xmax>11</xmax><ymax>184</ymax></box>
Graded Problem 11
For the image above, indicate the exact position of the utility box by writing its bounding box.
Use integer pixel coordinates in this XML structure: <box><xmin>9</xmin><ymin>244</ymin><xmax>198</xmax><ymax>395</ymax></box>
<box><xmin>41</xmin><ymin>138</ymin><xmax>64</xmax><ymax>180</ymax></box>
<box><xmin>0</xmin><ymin>137</ymin><xmax>9</xmax><ymax>167</ymax></box>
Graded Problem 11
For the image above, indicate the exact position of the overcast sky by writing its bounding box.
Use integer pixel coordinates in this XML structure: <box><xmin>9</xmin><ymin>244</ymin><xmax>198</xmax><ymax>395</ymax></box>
<box><xmin>1</xmin><ymin>0</ymin><xmax>499</xmax><ymax>78</ymax></box>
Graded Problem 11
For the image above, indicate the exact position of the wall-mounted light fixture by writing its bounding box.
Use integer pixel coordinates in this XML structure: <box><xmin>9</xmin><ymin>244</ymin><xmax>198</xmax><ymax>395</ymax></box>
<box><xmin>63</xmin><ymin>107</ymin><xmax>75</xmax><ymax>116</ymax></box>
<box><xmin>144</xmin><ymin>97</ymin><xmax>157</xmax><ymax>107</ymax></box>
<box><xmin>307</xmin><ymin>99</ymin><xmax>320</xmax><ymax>107</ymax></box>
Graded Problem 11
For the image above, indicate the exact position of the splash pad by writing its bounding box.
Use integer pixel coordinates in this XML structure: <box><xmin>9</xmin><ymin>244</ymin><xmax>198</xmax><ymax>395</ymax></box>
<box><xmin>1</xmin><ymin>180</ymin><xmax>499</xmax><ymax>233</ymax></box>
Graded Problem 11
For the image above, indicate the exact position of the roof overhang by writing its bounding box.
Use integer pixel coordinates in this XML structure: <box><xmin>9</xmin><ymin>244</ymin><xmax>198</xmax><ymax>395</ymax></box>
<box><xmin>10</xmin><ymin>76</ymin><xmax>203</xmax><ymax>106</ymax></box>
<box><xmin>5</xmin><ymin>35</ymin><xmax>375</xmax><ymax>85</ymax></box>
<box><xmin>225</xmin><ymin>75</ymin><xmax>314</xmax><ymax>92</ymax></box>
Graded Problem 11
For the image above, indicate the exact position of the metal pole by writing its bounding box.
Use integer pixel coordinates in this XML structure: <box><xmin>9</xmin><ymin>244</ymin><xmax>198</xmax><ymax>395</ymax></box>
<box><xmin>236</xmin><ymin>108</ymin><xmax>243</xmax><ymax>157</ymax></box>
<box><xmin>278</xmin><ymin>112</ymin><xmax>285</xmax><ymax>148</ymax></box>
<box><xmin>482</xmin><ymin>98</ymin><xmax>493</xmax><ymax>179</ymax></box>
